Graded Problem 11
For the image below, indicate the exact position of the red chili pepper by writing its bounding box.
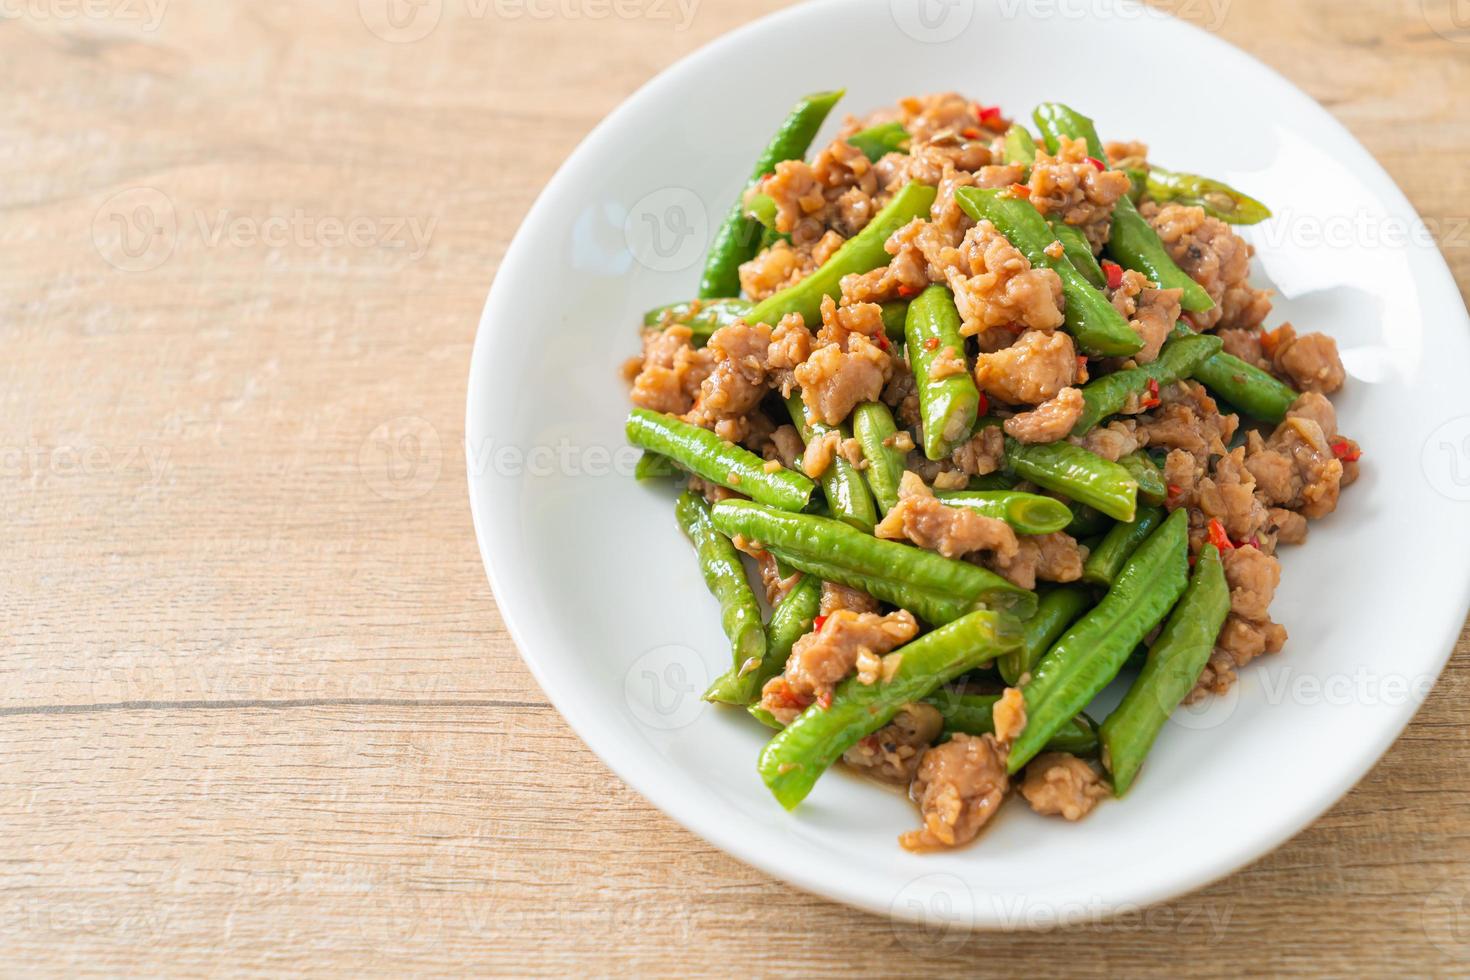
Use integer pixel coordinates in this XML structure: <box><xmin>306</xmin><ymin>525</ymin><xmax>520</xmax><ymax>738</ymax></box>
<box><xmin>1207</xmin><ymin>518</ymin><xmax>1235</xmax><ymax>551</ymax></box>
<box><xmin>1166</xmin><ymin>483</ymin><xmax>1183</xmax><ymax>500</ymax></box>
<box><xmin>1101</xmin><ymin>260</ymin><xmax>1124</xmax><ymax>290</ymax></box>
<box><xmin>961</xmin><ymin>127</ymin><xmax>981</xmax><ymax>140</ymax></box>
<box><xmin>1086</xmin><ymin>156</ymin><xmax>1106</xmax><ymax>172</ymax></box>
<box><xmin>977</xmin><ymin>105</ymin><xmax>1003</xmax><ymax>125</ymax></box>
<box><xmin>1330</xmin><ymin>439</ymin><xmax>1362</xmax><ymax>463</ymax></box>
<box><xmin>1142</xmin><ymin>377</ymin><xmax>1161</xmax><ymax>409</ymax></box>
<box><xmin>897</xmin><ymin>284</ymin><xmax>919</xmax><ymax>299</ymax></box>
<box><xmin>813</xmin><ymin>615</ymin><xmax>828</xmax><ymax>631</ymax></box>
<box><xmin>976</xmin><ymin>392</ymin><xmax>989</xmax><ymax>416</ymax></box>
<box><xmin>876</xmin><ymin>333</ymin><xmax>890</xmax><ymax>351</ymax></box>
<box><xmin>1007</xmin><ymin>182</ymin><xmax>1031</xmax><ymax>199</ymax></box>
<box><xmin>817</xmin><ymin>690</ymin><xmax>833</xmax><ymax>710</ymax></box>
<box><xmin>923</xmin><ymin>337</ymin><xmax>940</xmax><ymax>351</ymax></box>
<box><xmin>1260</xmin><ymin>326</ymin><xmax>1285</xmax><ymax>357</ymax></box>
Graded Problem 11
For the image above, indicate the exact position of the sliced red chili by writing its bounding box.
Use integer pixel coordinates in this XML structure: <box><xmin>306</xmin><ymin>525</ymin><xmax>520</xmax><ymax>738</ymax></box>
<box><xmin>1007</xmin><ymin>182</ymin><xmax>1031</xmax><ymax>199</ymax></box>
<box><xmin>1330</xmin><ymin>439</ymin><xmax>1362</xmax><ymax>463</ymax></box>
<box><xmin>876</xmin><ymin>333</ymin><xmax>890</xmax><ymax>351</ymax></box>
<box><xmin>923</xmin><ymin>337</ymin><xmax>940</xmax><ymax>351</ymax></box>
<box><xmin>1260</xmin><ymin>325</ymin><xmax>1286</xmax><ymax>356</ymax></box>
<box><xmin>897</xmin><ymin>284</ymin><xmax>919</xmax><ymax>299</ymax></box>
<box><xmin>813</xmin><ymin>615</ymin><xmax>828</xmax><ymax>631</ymax></box>
<box><xmin>961</xmin><ymin>127</ymin><xmax>981</xmax><ymax>139</ymax></box>
<box><xmin>977</xmin><ymin>105</ymin><xmax>1003</xmax><ymax>125</ymax></box>
<box><xmin>817</xmin><ymin>690</ymin><xmax>833</xmax><ymax>710</ymax></box>
<box><xmin>1207</xmin><ymin>518</ymin><xmax>1235</xmax><ymax>551</ymax></box>
<box><xmin>1142</xmin><ymin>377</ymin><xmax>1161</xmax><ymax>409</ymax></box>
<box><xmin>1085</xmin><ymin>156</ymin><xmax>1106</xmax><ymax>171</ymax></box>
<box><xmin>976</xmin><ymin>392</ymin><xmax>989</xmax><ymax>416</ymax></box>
<box><xmin>1101</xmin><ymin>260</ymin><xmax>1124</xmax><ymax>290</ymax></box>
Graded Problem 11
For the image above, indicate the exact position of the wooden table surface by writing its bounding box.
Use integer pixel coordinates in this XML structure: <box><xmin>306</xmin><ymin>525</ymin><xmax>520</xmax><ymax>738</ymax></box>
<box><xmin>4</xmin><ymin>0</ymin><xmax>1469</xmax><ymax>974</ymax></box>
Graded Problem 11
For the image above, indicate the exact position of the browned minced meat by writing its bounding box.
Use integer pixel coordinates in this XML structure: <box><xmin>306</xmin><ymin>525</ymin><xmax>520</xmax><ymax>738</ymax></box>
<box><xmin>625</xmin><ymin>324</ymin><xmax>713</xmax><ymax>415</ymax></box>
<box><xmin>1244</xmin><ymin>394</ymin><xmax>1345</xmax><ymax>520</ymax></box>
<box><xmin>949</xmin><ymin>425</ymin><xmax>1006</xmax><ymax>476</ymax></box>
<box><xmin>1026</xmin><ymin>135</ymin><xmax>1132</xmax><ymax>252</ymax></box>
<box><xmin>1196</xmin><ymin>446</ymin><xmax>1272</xmax><ymax>549</ymax></box>
<box><xmin>973</xmin><ymin>329</ymin><xmax>1078</xmax><ymax>405</ymax></box>
<box><xmin>929</xmin><ymin>344</ymin><xmax>968</xmax><ymax>380</ymax></box>
<box><xmin>1104</xmin><ymin>140</ymin><xmax>1149</xmax><ymax>169</ymax></box>
<box><xmin>881</xmin><ymin>360</ymin><xmax>922</xmax><ymax>429</ymax></box>
<box><xmin>759</xmin><ymin>137</ymin><xmax>883</xmax><ymax>246</ymax></box>
<box><xmin>820</xmin><ymin>581</ymin><xmax>879</xmax><ymax>616</ymax></box>
<box><xmin>767</xmin><ymin>423</ymin><xmax>803</xmax><ymax>469</ymax></box>
<box><xmin>1186</xmin><ymin>545</ymin><xmax>1287</xmax><ymax>702</ymax></box>
<box><xmin>946</xmin><ymin>221</ymin><xmax>1066</xmax><ymax>336</ymax></box>
<box><xmin>843</xmin><ymin>703</ymin><xmax>944</xmax><ymax>785</ymax></box>
<box><xmin>685</xmin><ymin>321</ymin><xmax>774</xmax><ymax>443</ymax></box>
<box><xmin>1134</xmin><ymin>381</ymin><xmax>1238</xmax><ymax>462</ymax></box>
<box><xmin>984</xmin><ymin>531</ymin><xmax>1087</xmax><ymax>591</ymax></box>
<box><xmin>738</xmin><ymin>231</ymin><xmax>844</xmax><ymax>302</ymax></box>
<box><xmin>875</xmin><ymin>471</ymin><xmax>1019</xmax><ymax>560</ymax></box>
<box><xmin>1003</xmin><ymin>387</ymin><xmax>1085</xmax><ymax>445</ymax></box>
<box><xmin>1020</xmin><ymin>753</ymin><xmax>1107</xmax><ymax>820</ymax></box>
<box><xmin>991</xmin><ymin>687</ymin><xmax>1027</xmax><ymax>743</ymax></box>
<box><xmin>765</xmin><ymin>313</ymin><xmax>812</xmax><ymax>398</ymax></box>
<box><xmin>755</xmin><ymin>552</ymin><xmax>802</xmax><ymax>605</ymax></box>
<box><xmin>1071</xmin><ymin>420</ymin><xmax>1140</xmax><ymax>461</ymax></box>
<box><xmin>1141</xmin><ymin>202</ymin><xmax>1271</xmax><ymax>332</ymax></box>
<box><xmin>1267</xmin><ymin>324</ymin><xmax>1346</xmax><ymax>394</ymax></box>
<box><xmin>758</xmin><ymin>609</ymin><xmax>919</xmax><ymax>724</ymax></box>
<box><xmin>793</xmin><ymin>297</ymin><xmax>894</xmax><ymax>426</ymax></box>
<box><xmin>1109</xmin><ymin>268</ymin><xmax>1183</xmax><ymax>365</ymax></box>
<box><xmin>900</xmin><ymin>732</ymin><xmax>1010</xmax><ymax>851</ymax></box>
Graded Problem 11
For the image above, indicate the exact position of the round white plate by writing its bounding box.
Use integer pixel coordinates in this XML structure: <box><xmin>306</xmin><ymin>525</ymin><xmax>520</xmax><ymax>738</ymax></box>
<box><xmin>467</xmin><ymin>0</ymin><xmax>1470</xmax><ymax>927</ymax></box>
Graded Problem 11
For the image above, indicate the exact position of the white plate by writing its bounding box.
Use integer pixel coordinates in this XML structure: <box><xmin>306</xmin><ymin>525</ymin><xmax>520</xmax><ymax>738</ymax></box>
<box><xmin>467</xmin><ymin>0</ymin><xmax>1470</xmax><ymax>927</ymax></box>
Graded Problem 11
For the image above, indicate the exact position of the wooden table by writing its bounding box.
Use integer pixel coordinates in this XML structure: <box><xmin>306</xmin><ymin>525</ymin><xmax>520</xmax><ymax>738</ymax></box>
<box><xmin>3</xmin><ymin>0</ymin><xmax>1468</xmax><ymax>974</ymax></box>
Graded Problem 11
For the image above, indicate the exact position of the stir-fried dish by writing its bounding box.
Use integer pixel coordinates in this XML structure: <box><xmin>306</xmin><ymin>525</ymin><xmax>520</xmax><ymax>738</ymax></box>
<box><xmin>622</xmin><ymin>93</ymin><xmax>1359</xmax><ymax>850</ymax></box>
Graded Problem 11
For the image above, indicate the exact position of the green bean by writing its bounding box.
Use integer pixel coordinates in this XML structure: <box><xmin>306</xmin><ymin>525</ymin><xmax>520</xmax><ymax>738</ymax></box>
<box><xmin>708</xmin><ymin>501</ymin><xmax>1038</xmax><ymax>623</ymax></box>
<box><xmin>1146</xmin><ymin>167</ymin><xmax>1271</xmax><ymax>226</ymax></box>
<box><xmin>700</xmin><ymin>89</ymin><xmax>845</xmax><ymax>299</ymax></box>
<box><xmin>975</xmin><ymin>420</ymin><xmax>1138</xmax><ymax>521</ymax></box>
<box><xmin>1172</xmin><ymin>324</ymin><xmax>1299</xmax><ymax>423</ymax></box>
<box><xmin>1049</xmin><ymin>219</ymin><xmax>1107</xmax><ymax>288</ymax></box>
<box><xmin>852</xmin><ymin>401</ymin><xmax>905</xmax><ymax>515</ymax></box>
<box><xmin>643</xmin><ymin>298</ymin><xmax>754</xmax><ymax>340</ymax></box>
<box><xmin>1032</xmin><ymin>104</ymin><xmax>1215</xmax><ymax>313</ymax></box>
<box><xmin>1119</xmin><ymin>451</ymin><xmax>1167</xmax><ymax>507</ymax></box>
<box><xmin>1008</xmin><ymin>508</ymin><xmax>1189</xmax><ymax>772</ymax></box>
<box><xmin>706</xmin><ymin>572</ymin><xmax>820</xmax><ymax>705</ymax></box>
<box><xmin>747</xmin><ymin>181</ymin><xmax>937</xmax><ymax>329</ymax></box>
<box><xmin>879</xmin><ymin>300</ymin><xmax>909</xmax><ymax>340</ymax></box>
<box><xmin>1081</xmin><ymin>504</ymin><xmax>1165</xmax><ymax>587</ymax></box>
<box><xmin>927</xmin><ymin>691</ymin><xmax>1098</xmax><ymax>757</ymax></box>
<box><xmin>625</xmin><ymin>409</ymin><xmax>814</xmax><ymax>511</ymax></box>
<box><xmin>935</xmin><ymin>490</ymin><xmax>1073</xmax><ymax>536</ymax></box>
<box><xmin>786</xmin><ymin>396</ymin><xmax>877</xmax><ymax>532</ymax></box>
<box><xmin>997</xmin><ymin>584</ymin><xmax>1094</xmax><ymax>686</ymax></box>
<box><xmin>744</xmin><ymin>192</ymin><xmax>780</xmax><ymax>231</ymax></box>
<box><xmin>1064</xmin><ymin>501</ymin><xmax>1111</xmax><ymax>538</ymax></box>
<box><xmin>846</xmin><ymin>120</ymin><xmax>911</xmax><ymax>162</ymax></box>
<box><xmin>1101</xmin><ymin>543</ymin><xmax>1230</xmax><ymax>795</ymax></box>
<box><xmin>954</xmin><ymin>187</ymin><xmax>1141</xmax><ymax>357</ymax></box>
<box><xmin>673</xmin><ymin>492</ymin><xmax>766</xmax><ymax>705</ymax></box>
<box><xmin>634</xmin><ymin>451</ymin><xmax>679</xmax><ymax>481</ymax></box>
<box><xmin>1003</xmin><ymin>124</ymin><xmax>1038</xmax><ymax>169</ymax></box>
<box><xmin>758</xmin><ymin>609</ymin><xmax>1022</xmax><ymax>808</ymax></box>
<box><xmin>906</xmin><ymin>285</ymin><xmax>982</xmax><ymax>459</ymax></box>
<box><xmin>970</xmin><ymin>472</ymin><xmax>1019</xmax><ymax>491</ymax></box>
<box><xmin>1070</xmin><ymin>331</ymin><xmax>1224</xmax><ymax>436</ymax></box>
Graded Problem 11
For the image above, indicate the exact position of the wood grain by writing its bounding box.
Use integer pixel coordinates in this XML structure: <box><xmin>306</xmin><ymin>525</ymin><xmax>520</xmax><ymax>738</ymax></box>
<box><xmin>1</xmin><ymin>0</ymin><xmax>1467</xmax><ymax>974</ymax></box>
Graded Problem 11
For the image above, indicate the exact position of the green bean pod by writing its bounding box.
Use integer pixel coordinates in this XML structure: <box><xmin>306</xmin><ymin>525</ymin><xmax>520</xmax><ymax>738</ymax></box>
<box><xmin>934</xmin><ymin>490</ymin><xmax>1073</xmax><ymax>535</ymax></box>
<box><xmin>743</xmin><ymin>192</ymin><xmax>780</xmax><ymax>231</ymax></box>
<box><xmin>954</xmin><ymin>187</ymin><xmax>1141</xmax><ymax>357</ymax></box>
<box><xmin>1008</xmin><ymin>508</ymin><xmax>1190</xmax><ymax>772</ymax></box>
<box><xmin>1064</xmin><ymin>501</ymin><xmax>1111</xmax><ymax>538</ymax></box>
<box><xmin>673</xmin><ymin>492</ymin><xmax>767</xmax><ymax>705</ymax></box>
<box><xmin>626</xmin><ymin>409</ymin><xmax>814</xmax><ymax>511</ymax></box>
<box><xmin>926</xmin><ymin>691</ymin><xmax>1098</xmax><ymax>757</ymax></box>
<box><xmin>1172</xmin><ymin>324</ymin><xmax>1299</xmax><ymax>423</ymax></box>
<box><xmin>1003</xmin><ymin>124</ymin><xmax>1038</xmax><ymax>168</ymax></box>
<box><xmin>1071</xmin><ymin>331</ymin><xmax>1224</xmax><ymax>436</ymax></box>
<box><xmin>758</xmin><ymin>609</ymin><xmax>1023</xmax><ymax>808</ymax></box>
<box><xmin>1101</xmin><ymin>543</ymin><xmax>1230</xmax><ymax>795</ymax></box>
<box><xmin>706</xmin><ymin>572</ymin><xmax>820</xmax><ymax>704</ymax></box>
<box><xmin>846</xmin><ymin>121</ymin><xmax>911</xmax><ymax>162</ymax></box>
<box><xmin>1049</xmin><ymin>218</ymin><xmax>1107</xmax><ymax>288</ymax></box>
<box><xmin>634</xmin><ymin>451</ymin><xmax>679</xmax><ymax>481</ymax></box>
<box><xmin>708</xmin><ymin>501</ymin><xmax>1038</xmax><ymax>623</ymax></box>
<box><xmin>906</xmin><ymin>285</ymin><xmax>982</xmax><ymax>460</ymax></box>
<box><xmin>1081</xmin><ymin>504</ymin><xmax>1165</xmax><ymax>587</ymax></box>
<box><xmin>1118</xmin><ymin>452</ymin><xmax>1167</xmax><ymax>507</ymax></box>
<box><xmin>879</xmin><ymin>300</ymin><xmax>910</xmax><ymax>341</ymax></box>
<box><xmin>642</xmin><ymin>298</ymin><xmax>754</xmax><ymax>341</ymax></box>
<box><xmin>699</xmin><ymin>89</ymin><xmax>845</xmax><ymax>299</ymax></box>
<box><xmin>786</xmin><ymin>396</ymin><xmax>877</xmax><ymax>532</ymax></box>
<box><xmin>1031</xmin><ymin>103</ymin><xmax>1215</xmax><ymax>313</ymax></box>
<box><xmin>852</xmin><ymin>401</ymin><xmax>906</xmax><ymax>516</ymax></box>
<box><xmin>747</xmin><ymin>181</ymin><xmax>937</xmax><ymax>329</ymax></box>
<box><xmin>1146</xmin><ymin>167</ymin><xmax>1271</xmax><ymax>226</ymax></box>
<box><xmin>983</xmin><ymin>421</ymin><xmax>1138</xmax><ymax>522</ymax></box>
<box><xmin>997</xmin><ymin>584</ymin><xmax>1095</xmax><ymax>686</ymax></box>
